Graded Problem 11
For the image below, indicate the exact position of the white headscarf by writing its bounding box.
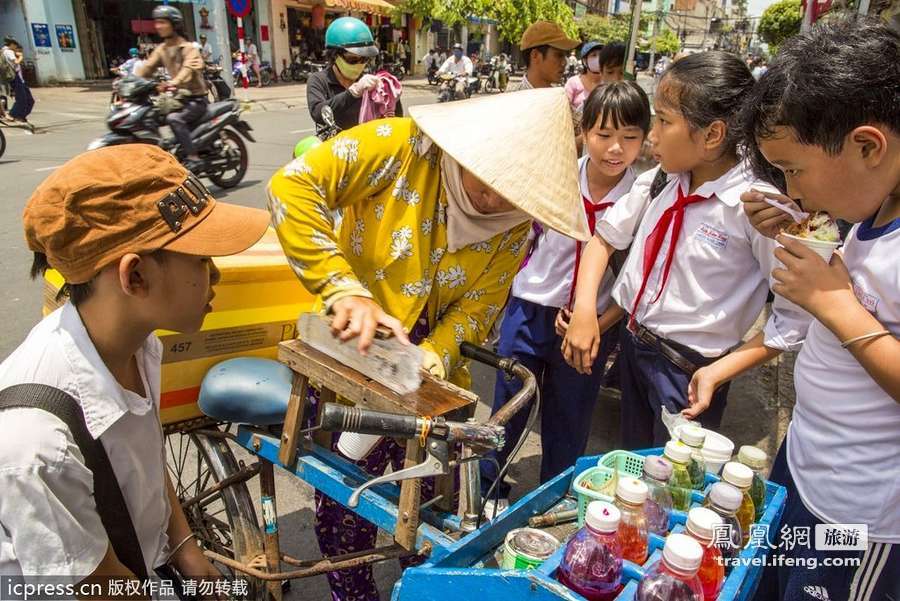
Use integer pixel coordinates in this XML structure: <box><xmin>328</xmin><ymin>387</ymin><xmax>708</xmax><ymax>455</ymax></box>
<box><xmin>439</xmin><ymin>151</ymin><xmax>529</xmax><ymax>252</ymax></box>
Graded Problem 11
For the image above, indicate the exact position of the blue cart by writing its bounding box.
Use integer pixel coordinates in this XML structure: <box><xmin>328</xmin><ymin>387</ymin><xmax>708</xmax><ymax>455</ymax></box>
<box><xmin>392</xmin><ymin>449</ymin><xmax>786</xmax><ymax>601</ymax></box>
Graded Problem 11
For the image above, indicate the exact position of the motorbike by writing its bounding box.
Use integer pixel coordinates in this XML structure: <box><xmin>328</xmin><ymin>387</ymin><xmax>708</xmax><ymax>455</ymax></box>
<box><xmin>204</xmin><ymin>62</ymin><xmax>232</xmax><ymax>102</ymax></box>
<box><xmin>232</xmin><ymin>60</ymin><xmax>274</xmax><ymax>87</ymax></box>
<box><xmin>374</xmin><ymin>54</ymin><xmax>406</xmax><ymax>80</ymax></box>
<box><xmin>426</xmin><ymin>63</ymin><xmax>439</xmax><ymax>85</ymax></box>
<box><xmin>437</xmin><ymin>72</ymin><xmax>480</xmax><ymax>103</ymax></box>
<box><xmin>87</xmin><ymin>77</ymin><xmax>254</xmax><ymax>189</ymax></box>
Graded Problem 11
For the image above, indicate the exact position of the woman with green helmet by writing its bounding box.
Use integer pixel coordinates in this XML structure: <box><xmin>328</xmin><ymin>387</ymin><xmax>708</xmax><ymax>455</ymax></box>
<box><xmin>307</xmin><ymin>16</ymin><xmax>403</xmax><ymax>137</ymax></box>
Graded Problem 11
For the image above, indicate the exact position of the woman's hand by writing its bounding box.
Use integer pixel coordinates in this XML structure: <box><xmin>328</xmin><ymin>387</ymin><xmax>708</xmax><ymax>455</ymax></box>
<box><xmin>173</xmin><ymin>544</ymin><xmax>226</xmax><ymax>600</ymax></box>
<box><xmin>772</xmin><ymin>234</ymin><xmax>855</xmax><ymax>320</ymax></box>
<box><xmin>684</xmin><ymin>366</ymin><xmax>721</xmax><ymax>420</ymax></box>
<box><xmin>421</xmin><ymin>348</ymin><xmax>446</xmax><ymax>380</ymax></box>
<box><xmin>554</xmin><ymin>308</ymin><xmax>571</xmax><ymax>338</ymax></box>
<box><xmin>330</xmin><ymin>295</ymin><xmax>409</xmax><ymax>354</ymax></box>
<box><xmin>741</xmin><ymin>189</ymin><xmax>800</xmax><ymax>239</ymax></box>
<box><xmin>561</xmin><ymin>307</ymin><xmax>601</xmax><ymax>375</ymax></box>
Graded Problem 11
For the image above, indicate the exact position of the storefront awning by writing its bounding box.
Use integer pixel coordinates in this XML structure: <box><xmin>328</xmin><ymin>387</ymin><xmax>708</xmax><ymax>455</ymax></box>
<box><xmin>324</xmin><ymin>0</ymin><xmax>396</xmax><ymax>17</ymax></box>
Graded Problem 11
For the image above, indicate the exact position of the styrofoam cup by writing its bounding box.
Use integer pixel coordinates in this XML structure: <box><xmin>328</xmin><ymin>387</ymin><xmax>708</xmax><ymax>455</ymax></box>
<box><xmin>675</xmin><ymin>424</ymin><xmax>734</xmax><ymax>474</ymax></box>
<box><xmin>337</xmin><ymin>432</ymin><xmax>382</xmax><ymax>461</ymax></box>
<box><xmin>781</xmin><ymin>233</ymin><xmax>841</xmax><ymax>262</ymax></box>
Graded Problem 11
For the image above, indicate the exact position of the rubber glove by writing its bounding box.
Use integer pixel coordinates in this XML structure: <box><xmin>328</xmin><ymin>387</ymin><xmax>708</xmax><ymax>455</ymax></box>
<box><xmin>348</xmin><ymin>74</ymin><xmax>380</xmax><ymax>97</ymax></box>
<box><xmin>421</xmin><ymin>348</ymin><xmax>446</xmax><ymax>380</ymax></box>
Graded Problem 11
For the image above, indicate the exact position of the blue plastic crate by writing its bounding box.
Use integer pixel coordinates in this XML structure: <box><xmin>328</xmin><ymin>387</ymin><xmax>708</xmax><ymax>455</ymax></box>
<box><xmin>392</xmin><ymin>447</ymin><xmax>786</xmax><ymax>601</ymax></box>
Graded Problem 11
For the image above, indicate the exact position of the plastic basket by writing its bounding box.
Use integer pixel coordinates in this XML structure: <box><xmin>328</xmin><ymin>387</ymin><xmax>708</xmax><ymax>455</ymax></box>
<box><xmin>598</xmin><ymin>450</ymin><xmax>646</xmax><ymax>478</ymax></box>
<box><xmin>572</xmin><ymin>466</ymin><xmax>616</xmax><ymax>525</ymax></box>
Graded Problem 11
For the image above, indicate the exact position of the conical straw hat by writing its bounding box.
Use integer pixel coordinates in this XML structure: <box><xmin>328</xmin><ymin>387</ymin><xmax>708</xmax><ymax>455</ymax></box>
<box><xmin>408</xmin><ymin>88</ymin><xmax>590</xmax><ymax>241</ymax></box>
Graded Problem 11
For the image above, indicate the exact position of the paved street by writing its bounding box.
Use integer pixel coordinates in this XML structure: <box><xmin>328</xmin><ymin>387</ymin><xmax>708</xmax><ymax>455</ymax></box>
<box><xmin>0</xmin><ymin>76</ymin><xmax>791</xmax><ymax>600</ymax></box>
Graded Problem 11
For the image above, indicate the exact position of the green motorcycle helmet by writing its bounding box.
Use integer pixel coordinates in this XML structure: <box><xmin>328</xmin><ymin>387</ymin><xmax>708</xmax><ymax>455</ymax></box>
<box><xmin>325</xmin><ymin>17</ymin><xmax>379</xmax><ymax>58</ymax></box>
<box><xmin>293</xmin><ymin>135</ymin><xmax>322</xmax><ymax>159</ymax></box>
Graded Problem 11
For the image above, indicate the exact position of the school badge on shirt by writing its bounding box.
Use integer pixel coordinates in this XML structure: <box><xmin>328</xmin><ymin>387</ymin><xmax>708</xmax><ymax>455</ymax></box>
<box><xmin>852</xmin><ymin>281</ymin><xmax>879</xmax><ymax>313</ymax></box>
<box><xmin>693</xmin><ymin>222</ymin><xmax>729</xmax><ymax>251</ymax></box>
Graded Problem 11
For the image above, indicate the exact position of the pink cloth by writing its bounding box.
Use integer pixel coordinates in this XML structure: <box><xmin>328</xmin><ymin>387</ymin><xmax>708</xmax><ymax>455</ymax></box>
<box><xmin>359</xmin><ymin>71</ymin><xmax>403</xmax><ymax>123</ymax></box>
<box><xmin>564</xmin><ymin>75</ymin><xmax>588</xmax><ymax>110</ymax></box>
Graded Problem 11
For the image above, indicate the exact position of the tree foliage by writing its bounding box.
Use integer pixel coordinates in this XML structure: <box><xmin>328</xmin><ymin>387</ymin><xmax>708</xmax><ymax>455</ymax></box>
<box><xmin>641</xmin><ymin>28</ymin><xmax>680</xmax><ymax>55</ymax></box>
<box><xmin>576</xmin><ymin>14</ymin><xmax>636</xmax><ymax>44</ymax></box>
<box><xmin>395</xmin><ymin>0</ymin><xmax>577</xmax><ymax>43</ymax></box>
<box><xmin>757</xmin><ymin>0</ymin><xmax>802</xmax><ymax>51</ymax></box>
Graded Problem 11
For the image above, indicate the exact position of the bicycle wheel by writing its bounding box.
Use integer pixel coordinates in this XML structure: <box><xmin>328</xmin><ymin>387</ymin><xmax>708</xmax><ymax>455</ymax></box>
<box><xmin>166</xmin><ymin>424</ymin><xmax>266</xmax><ymax>601</ymax></box>
<box><xmin>0</xmin><ymin>129</ymin><xmax>5</xmax><ymax>159</ymax></box>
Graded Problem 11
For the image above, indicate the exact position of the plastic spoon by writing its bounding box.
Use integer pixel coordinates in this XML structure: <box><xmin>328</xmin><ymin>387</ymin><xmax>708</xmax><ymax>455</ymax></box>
<box><xmin>761</xmin><ymin>194</ymin><xmax>809</xmax><ymax>223</ymax></box>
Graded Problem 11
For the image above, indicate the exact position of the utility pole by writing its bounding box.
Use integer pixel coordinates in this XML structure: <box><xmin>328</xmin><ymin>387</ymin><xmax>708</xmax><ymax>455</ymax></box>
<box><xmin>624</xmin><ymin>0</ymin><xmax>644</xmax><ymax>77</ymax></box>
<box><xmin>648</xmin><ymin>4</ymin><xmax>660</xmax><ymax>72</ymax></box>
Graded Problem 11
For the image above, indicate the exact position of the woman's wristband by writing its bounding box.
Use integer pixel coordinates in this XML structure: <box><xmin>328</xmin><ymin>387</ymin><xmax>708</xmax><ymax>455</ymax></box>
<box><xmin>840</xmin><ymin>330</ymin><xmax>891</xmax><ymax>349</ymax></box>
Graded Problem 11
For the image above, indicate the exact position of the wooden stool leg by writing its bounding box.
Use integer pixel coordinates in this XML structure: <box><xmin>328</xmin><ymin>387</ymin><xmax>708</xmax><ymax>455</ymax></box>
<box><xmin>395</xmin><ymin>439</ymin><xmax>424</xmax><ymax>550</ymax></box>
<box><xmin>278</xmin><ymin>374</ymin><xmax>309</xmax><ymax>468</ymax></box>
<box><xmin>259</xmin><ymin>460</ymin><xmax>283</xmax><ymax>601</ymax></box>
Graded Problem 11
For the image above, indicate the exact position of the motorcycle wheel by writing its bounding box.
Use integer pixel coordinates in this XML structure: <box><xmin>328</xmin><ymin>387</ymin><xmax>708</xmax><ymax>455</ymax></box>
<box><xmin>208</xmin><ymin>128</ymin><xmax>248</xmax><ymax>189</ymax></box>
<box><xmin>260</xmin><ymin>70</ymin><xmax>272</xmax><ymax>86</ymax></box>
<box><xmin>0</xmin><ymin>129</ymin><xmax>6</xmax><ymax>159</ymax></box>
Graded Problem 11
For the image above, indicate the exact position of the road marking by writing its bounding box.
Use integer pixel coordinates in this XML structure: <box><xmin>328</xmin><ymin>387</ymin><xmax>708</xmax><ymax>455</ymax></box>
<box><xmin>290</xmin><ymin>127</ymin><xmax>314</xmax><ymax>134</ymax></box>
<box><xmin>35</xmin><ymin>166</ymin><xmax>62</xmax><ymax>172</ymax></box>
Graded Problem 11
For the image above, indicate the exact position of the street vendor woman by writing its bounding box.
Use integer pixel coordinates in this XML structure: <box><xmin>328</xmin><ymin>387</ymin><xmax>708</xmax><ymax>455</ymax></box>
<box><xmin>267</xmin><ymin>88</ymin><xmax>589</xmax><ymax>601</ymax></box>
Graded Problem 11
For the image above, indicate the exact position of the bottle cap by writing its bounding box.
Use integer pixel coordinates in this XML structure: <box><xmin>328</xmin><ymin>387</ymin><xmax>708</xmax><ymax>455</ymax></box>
<box><xmin>679</xmin><ymin>425</ymin><xmax>707</xmax><ymax>447</ymax></box>
<box><xmin>722</xmin><ymin>461</ymin><xmax>753</xmax><ymax>489</ymax></box>
<box><xmin>686</xmin><ymin>507</ymin><xmax>723</xmax><ymax>541</ymax></box>
<box><xmin>615</xmin><ymin>477</ymin><xmax>649</xmax><ymax>505</ymax></box>
<box><xmin>662</xmin><ymin>533</ymin><xmax>703</xmax><ymax>574</ymax></box>
<box><xmin>664</xmin><ymin>440</ymin><xmax>693</xmax><ymax>464</ymax></box>
<box><xmin>585</xmin><ymin>501</ymin><xmax>621</xmax><ymax>533</ymax></box>
<box><xmin>737</xmin><ymin>445</ymin><xmax>768</xmax><ymax>471</ymax></box>
<box><xmin>643</xmin><ymin>455</ymin><xmax>673</xmax><ymax>482</ymax></box>
<box><xmin>708</xmin><ymin>482</ymin><xmax>743</xmax><ymax>513</ymax></box>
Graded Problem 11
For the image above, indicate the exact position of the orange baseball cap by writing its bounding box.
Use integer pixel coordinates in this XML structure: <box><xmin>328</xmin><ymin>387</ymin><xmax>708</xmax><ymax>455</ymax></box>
<box><xmin>23</xmin><ymin>145</ymin><xmax>271</xmax><ymax>284</ymax></box>
<box><xmin>520</xmin><ymin>21</ymin><xmax>580</xmax><ymax>52</ymax></box>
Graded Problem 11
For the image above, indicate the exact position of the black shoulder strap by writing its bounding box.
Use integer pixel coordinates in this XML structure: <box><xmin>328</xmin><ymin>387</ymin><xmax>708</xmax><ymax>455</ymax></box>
<box><xmin>0</xmin><ymin>383</ymin><xmax>149</xmax><ymax>580</ymax></box>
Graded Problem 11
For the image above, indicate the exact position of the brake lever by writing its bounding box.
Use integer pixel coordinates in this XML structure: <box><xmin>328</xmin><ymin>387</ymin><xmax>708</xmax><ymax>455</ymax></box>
<box><xmin>347</xmin><ymin>437</ymin><xmax>449</xmax><ymax>508</ymax></box>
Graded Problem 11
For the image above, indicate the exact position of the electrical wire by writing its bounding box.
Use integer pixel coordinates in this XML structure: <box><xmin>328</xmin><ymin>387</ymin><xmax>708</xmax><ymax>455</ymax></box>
<box><xmin>476</xmin><ymin>383</ymin><xmax>542</xmax><ymax>529</ymax></box>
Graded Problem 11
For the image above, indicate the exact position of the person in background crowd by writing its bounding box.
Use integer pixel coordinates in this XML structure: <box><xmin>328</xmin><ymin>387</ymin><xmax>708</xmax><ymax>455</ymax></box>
<box><xmin>1</xmin><ymin>36</ymin><xmax>34</xmax><ymax>126</ymax></box>
<box><xmin>245</xmin><ymin>38</ymin><xmax>263</xmax><ymax>87</ymax></box>
<box><xmin>436</xmin><ymin>43</ymin><xmax>473</xmax><ymax>100</ymax></box>
<box><xmin>564</xmin><ymin>40</ymin><xmax>604</xmax><ymax>113</ymax></box>
<box><xmin>307</xmin><ymin>17</ymin><xmax>403</xmax><ymax>137</ymax></box>
<box><xmin>198</xmin><ymin>34</ymin><xmax>213</xmax><ymax>64</ymax></box>
<box><xmin>509</xmin><ymin>21</ymin><xmax>579</xmax><ymax>92</ymax></box>
<box><xmin>0</xmin><ymin>145</ymin><xmax>269</xmax><ymax>592</ymax></box>
<box><xmin>137</xmin><ymin>5</ymin><xmax>208</xmax><ymax>171</ymax></box>
<box><xmin>751</xmin><ymin>57</ymin><xmax>768</xmax><ymax>80</ymax></box>
<box><xmin>596</xmin><ymin>42</ymin><xmax>626</xmax><ymax>83</ymax></box>
<box><xmin>116</xmin><ymin>48</ymin><xmax>143</xmax><ymax>77</ymax></box>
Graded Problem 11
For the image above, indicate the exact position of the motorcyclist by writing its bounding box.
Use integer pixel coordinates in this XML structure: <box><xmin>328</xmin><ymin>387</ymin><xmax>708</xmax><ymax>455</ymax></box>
<box><xmin>136</xmin><ymin>5</ymin><xmax>207</xmax><ymax>171</ymax></box>
<box><xmin>198</xmin><ymin>34</ymin><xmax>213</xmax><ymax>64</ymax></box>
<box><xmin>436</xmin><ymin>43</ymin><xmax>473</xmax><ymax>100</ymax></box>
<box><xmin>490</xmin><ymin>52</ymin><xmax>510</xmax><ymax>91</ymax></box>
<box><xmin>307</xmin><ymin>16</ymin><xmax>404</xmax><ymax>137</ymax></box>
<box><xmin>116</xmin><ymin>48</ymin><xmax>143</xmax><ymax>77</ymax></box>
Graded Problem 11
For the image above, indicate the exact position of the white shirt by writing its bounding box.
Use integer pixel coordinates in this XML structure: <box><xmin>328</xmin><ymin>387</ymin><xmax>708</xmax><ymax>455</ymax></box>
<box><xmin>0</xmin><ymin>303</ymin><xmax>171</xmax><ymax>579</ymax></box>
<box><xmin>424</xmin><ymin>53</ymin><xmax>437</xmax><ymax>69</ymax></box>
<box><xmin>788</xmin><ymin>215</ymin><xmax>900</xmax><ymax>542</ymax></box>
<box><xmin>513</xmin><ymin>157</ymin><xmax>635</xmax><ymax>312</ymax></box>
<box><xmin>2</xmin><ymin>47</ymin><xmax>20</xmax><ymax>77</ymax></box>
<box><xmin>597</xmin><ymin>162</ymin><xmax>810</xmax><ymax>357</ymax></box>
<box><xmin>437</xmin><ymin>55</ymin><xmax>473</xmax><ymax>77</ymax></box>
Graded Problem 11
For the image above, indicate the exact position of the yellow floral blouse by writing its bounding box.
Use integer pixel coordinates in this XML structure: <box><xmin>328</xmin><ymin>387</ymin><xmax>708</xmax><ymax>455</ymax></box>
<box><xmin>268</xmin><ymin>117</ymin><xmax>531</xmax><ymax>387</ymax></box>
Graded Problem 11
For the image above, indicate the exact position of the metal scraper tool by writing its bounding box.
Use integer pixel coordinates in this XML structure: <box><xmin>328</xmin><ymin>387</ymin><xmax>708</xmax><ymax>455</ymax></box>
<box><xmin>296</xmin><ymin>312</ymin><xmax>423</xmax><ymax>395</ymax></box>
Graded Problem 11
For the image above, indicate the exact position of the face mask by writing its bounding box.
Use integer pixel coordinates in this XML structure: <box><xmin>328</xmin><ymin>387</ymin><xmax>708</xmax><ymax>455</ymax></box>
<box><xmin>586</xmin><ymin>55</ymin><xmax>601</xmax><ymax>74</ymax></box>
<box><xmin>336</xmin><ymin>56</ymin><xmax>366</xmax><ymax>80</ymax></box>
<box><xmin>453</xmin><ymin>50</ymin><xmax>463</xmax><ymax>59</ymax></box>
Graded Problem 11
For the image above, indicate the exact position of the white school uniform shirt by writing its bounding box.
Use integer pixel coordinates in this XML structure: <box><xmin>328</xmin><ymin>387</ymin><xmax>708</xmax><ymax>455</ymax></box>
<box><xmin>788</xmin><ymin>215</ymin><xmax>900</xmax><ymax>542</ymax></box>
<box><xmin>597</xmin><ymin>162</ymin><xmax>810</xmax><ymax>357</ymax></box>
<box><xmin>512</xmin><ymin>158</ymin><xmax>635</xmax><ymax>312</ymax></box>
<box><xmin>0</xmin><ymin>303</ymin><xmax>171</xmax><ymax>579</ymax></box>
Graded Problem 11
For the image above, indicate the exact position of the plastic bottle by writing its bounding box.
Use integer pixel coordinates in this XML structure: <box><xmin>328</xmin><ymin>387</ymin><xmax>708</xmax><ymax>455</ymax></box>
<box><xmin>557</xmin><ymin>501</ymin><xmax>624</xmax><ymax>601</ymax></box>
<box><xmin>721</xmin><ymin>461</ymin><xmax>756</xmax><ymax>546</ymax></box>
<box><xmin>704</xmin><ymin>481</ymin><xmax>744</xmax><ymax>561</ymax></box>
<box><xmin>663</xmin><ymin>440</ymin><xmax>695</xmax><ymax>511</ymax></box>
<box><xmin>641</xmin><ymin>456</ymin><xmax>675</xmax><ymax>536</ymax></box>
<box><xmin>636</xmin><ymin>533</ymin><xmax>705</xmax><ymax>601</ymax></box>
<box><xmin>737</xmin><ymin>445</ymin><xmax>768</xmax><ymax>522</ymax></box>
<box><xmin>678</xmin><ymin>426</ymin><xmax>708</xmax><ymax>491</ymax></box>
<box><xmin>685</xmin><ymin>507</ymin><xmax>726</xmax><ymax>600</ymax></box>
<box><xmin>614</xmin><ymin>478</ymin><xmax>650</xmax><ymax>564</ymax></box>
